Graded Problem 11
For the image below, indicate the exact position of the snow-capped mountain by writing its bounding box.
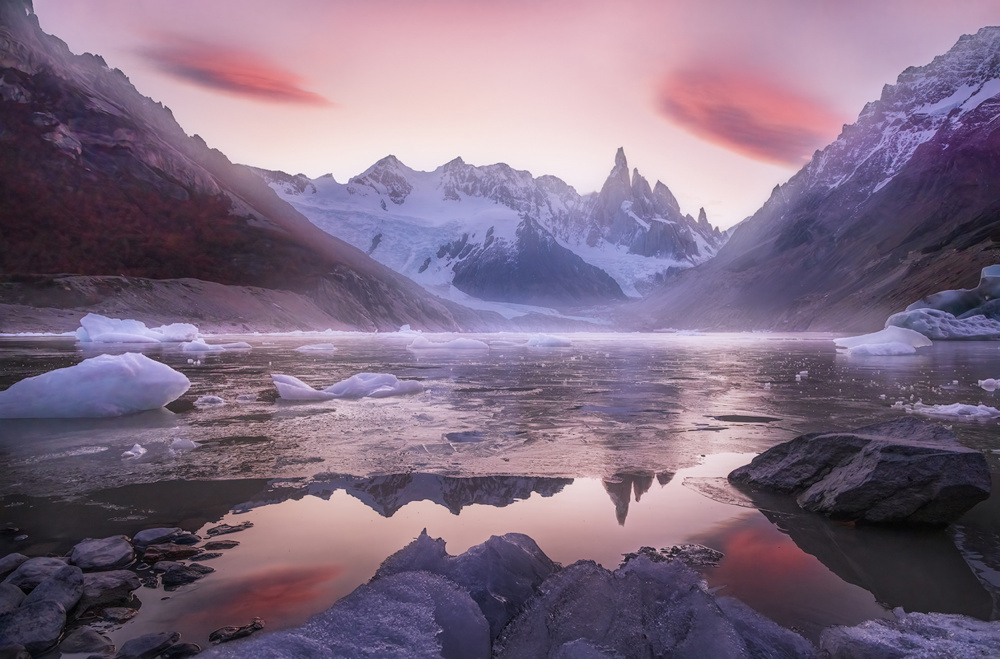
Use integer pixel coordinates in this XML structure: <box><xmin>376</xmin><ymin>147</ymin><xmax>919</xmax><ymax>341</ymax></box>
<box><xmin>634</xmin><ymin>26</ymin><xmax>1000</xmax><ymax>331</ymax></box>
<box><xmin>252</xmin><ymin>150</ymin><xmax>724</xmax><ymax>308</ymax></box>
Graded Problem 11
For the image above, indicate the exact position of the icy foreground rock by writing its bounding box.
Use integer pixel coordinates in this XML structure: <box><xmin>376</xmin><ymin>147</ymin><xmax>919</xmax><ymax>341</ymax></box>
<box><xmin>75</xmin><ymin>313</ymin><xmax>199</xmax><ymax>343</ymax></box>
<box><xmin>271</xmin><ymin>373</ymin><xmax>423</xmax><ymax>400</ymax></box>
<box><xmin>0</xmin><ymin>353</ymin><xmax>190</xmax><ymax>418</ymax></box>
<box><xmin>833</xmin><ymin>326</ymin><xmax>932</xmax><ymax>350</ymax></box>
<box><xmin>729</xmin><ymin>417</ymin><xmax>990</xmax><ymax>525</ymax></box>
<box><xmin>820</xmin><ymin>611</ymin><xmax>1000</xmax><ymax>658</ymax></box>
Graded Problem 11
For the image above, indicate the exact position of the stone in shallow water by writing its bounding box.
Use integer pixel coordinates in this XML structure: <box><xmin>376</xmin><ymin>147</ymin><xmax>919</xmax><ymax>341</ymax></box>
<box><xmin>209</xmin><ymin>617</ymin><xmax>264</xmax><ymax>644</ymax></box>
<box><xmin>205</xmin><ymin>522</ymin><xmax>253</xmax><ymax>537</ymax></box>
<box><xmin>132</xmin><ymin>527</ymin><xmax>182</xmax><ymax>547</ymax></box>
<box><xmin>202</xmin><ymin>540</ymin><xmax>239</xmax><ymax>551</ymax></box>
<box><xmin>141</xmin><ymin>543</ymin><xmax>202</xmax><ymax>563</ymax></box>
<box><xmin>161</xmin><ymin>642</ymin><xmax>202</xmax><ymax>658</ymax></box>
<box><xmin>116</xmin><ymin>631</ymin><xmax>181</xmax><ymax>659</ymax></box>
<box><xmin>728</xmin><ymin>417</ymin><xmax>990</xmax><ymax>525</ymax></box>
<box><xmin>78</xmin><ymin>570</ymin><xmax>141</xmax><ymax>610</ymax></box>
<box><xmin>0</xmin><ymin>600</ymin><xmax>66</xmax><ymax>655</ymax></box>
<box><xmin>70</xmin><ymin>535</ymin><xmax>135</xmax><ymax>571</ymax></box>
<box><xmin>162</xmin><ymin>563</ymin><xmax>214</xmax><ymax>588</ymax></box>
<box><xmin>59</xmin><ymin>625</ymin><xmax>115</xmax><ymax>654</ymax></box>
<box><xmin>1</xmin><ymin>557</ymin><xmax>67</xmax><ymax>591</ymax></box>
<box><xmin>0</xmin><ymin>555</ymin><xmax>27</xmax><ymax>582</ymax></box>
<box><xmin>22</xmin><ymin>564</ymin><xmax>83</xmax><ymax>611</ymax></box>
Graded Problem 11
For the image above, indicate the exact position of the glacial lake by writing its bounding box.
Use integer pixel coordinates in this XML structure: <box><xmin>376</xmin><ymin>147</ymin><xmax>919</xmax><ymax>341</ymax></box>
<box><xmin>1</xmin><ymin>332</ymin><xmax>999</xmax><ymax>649</ymax></box>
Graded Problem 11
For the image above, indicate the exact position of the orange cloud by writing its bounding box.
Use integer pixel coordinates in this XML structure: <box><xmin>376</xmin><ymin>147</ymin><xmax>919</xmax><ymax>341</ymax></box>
<box><xmin>658</xmin><ymin>67</ymin><xmax>842</xmax><ymax>165</ymax></box>
<box><xmin>142</xmin><ymin>37</ymin><xmax>332</xmax><ymax>106</ymax></box>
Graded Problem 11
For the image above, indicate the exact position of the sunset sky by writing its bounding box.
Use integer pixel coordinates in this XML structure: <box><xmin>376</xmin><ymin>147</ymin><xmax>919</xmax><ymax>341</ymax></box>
<box><xmin>33</xmin><ymin>0</ymin><xmax>1000</xmax><ymax>228</ymax></box>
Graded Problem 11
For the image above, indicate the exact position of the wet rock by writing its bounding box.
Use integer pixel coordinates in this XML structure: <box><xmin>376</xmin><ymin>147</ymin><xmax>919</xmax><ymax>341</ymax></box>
<box><xmin>191</xmin><ymin>552</ymin><xmax>222</xmax><ymax>561</ymax></box>
<box><xmin>820</xmin><ymin>611</ymin><xmax>1000</xmax><ymax>657</ymax></box>
<box><xmin>22</xmin><ymin>564</ymin><xmax>84</xmax><ymax>611</ymax></box>
<box><xmin>2</xmin><ymin>557</ymin><xmax>67</xmax><ymax>591</ymax></box>
<box><xmin>115</xmin><ymin>631</ymin><xmax>180</xmax><ymax>659</ymax></box>
<box><xmin>208</xmin><ymin>617</ymin><xmax>264</xmax><ymax>644</ymax></box>
<box><xmin>0</xmin><ymin>585</ymin><xmax>23</xmax><ymax>616</ymax></box>
<box><xmin>102</xmin><ymin>607</ymin><xmax>138</xmax><ymax>623</ymax></box>
<box><xmin>162</xmin><ymin>563</ymin><xmax>214</xmax><ymax>588</ymax></box>
<box><xmin>79</xmin><ymin>570</ymin><xmax>141</xmax><ymax>609</ymax></box>
<box><xmin>71</xmin><ymin>536</ymin><xmax>135</xmax><ymax>571</ymax></box>
<box><xmin>171</xmin><ymin>533</ymin><xmax>201</xmax><ymax>546</ymax></box>
<box><xmin>202</xmin><ymin>540</ymin><xmax>239</xmax><ymax>551</ymax></box>
<box><xmin>729</xmin><ymin>417</ymin><xmax>990</xmax><ymax>525</ymax></box>
<box><xmin>160</xmin><ymin>642</ymin><xmax>202</xmax><ymax>658</ymax></box>
<box><xmin>0</xmin><ymin>600</ymin><xmax>66</xmax><ymax>655</ymax></box>
<box><xmin>620</xmin><ymin>544</ymin><xmax>724</xmax><ymax>569</ymax></box>
<box><xmin>141</xmin><ymin>544</ymin><xmax>202</xmax><ymax>563</ymax></box>
<box><xmin>0</xmin><ymin>644</ymin><xmax>30</xmax><ymax>659</ymax></box>
<box><xmin>132</xmin><ymin>528</ymin><xmax>182</xmax><ymax>547</ymax></box>
<box><xmin>60</xmin><ymin>625</ymin><xmax>115</xmax><ymax>654</ymax></box>
<box><xmin>205</xmin><ymin>522</ymin><xmax>253</xmax><ymax>537</ymax></box>
<box><xmin>0</xmin><ymin>556</ymin><xmax>27</xmax><ymax>582</ymax></box>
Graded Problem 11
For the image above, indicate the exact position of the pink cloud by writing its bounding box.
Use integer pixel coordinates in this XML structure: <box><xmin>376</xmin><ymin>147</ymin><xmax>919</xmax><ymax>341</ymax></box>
<box><xmin>658</xmin><ymin>67</ymin><xmax>842</xmax><ymax>165</ymax></box>
<box><xmin>141</xmin><ymin>37</ymin><xmax>332</xmax><ymax>106</ymax></box>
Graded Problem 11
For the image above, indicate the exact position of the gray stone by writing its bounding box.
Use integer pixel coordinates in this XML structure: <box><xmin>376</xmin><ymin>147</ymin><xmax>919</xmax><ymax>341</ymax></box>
<box><xmin>60</xmin><ymin>625</ymin><xmax>115</xmax><ymax>654</ymax></box>
<box><xmin>0</xmin><ymin>644</ymin><xmax>30</xmax><ymax>659</ymax></box>
<box><xmin>115</xmin><ymin>631</ymin><xmax>180</xmax><ymax>659</ymax></box>
<box><xmin>0</xmin><ymin>600</ymin><xmax>66</xmax><ymax>655</ymax></box>
<box><xmin>201</xmin><ymin>540</ymin><xmax>239</xmax><ymax>551</ymax></box>
<box><xmin>22</xmin><ymin>564</ymin><xmax>83</xmax><ymax>611</ymax></box>
<box><xmin>208</xmin><ymin>617</ymin><xmax>264</xmax><ymax>644</ymax></box>
<box><xmin>820</xmin><ymin>611</ymin><xmax>1000</xmax><ymax>658</ymax></box>
<box><xmin>728</xmin><ymin>417</ymin><xmax>990</xmax><ymax>525</ymax></box>
<box><xmin>1</xmin><ymin>557</ymin><xmax>67</xmax><ymax>591</ymax></box>
<box><xmin>171</xmin><ymin>533</ymin><xmax>201</xmax><ymax>546</ymax></box>
<box><xmin>71</xmin><ymin>536</ymin><xmax>135</xmax><ymax>571</ymax></box>
<box><xmin>132</xmin><ymin>528</ymin><xmax>182</xmax><ymax>547</ymax></box>
<box><xmin>162</xmin><ymin>563</ymin><xmax>214</xmax><ymax>588</ymax></box>
<box><xmin>0</xmin><ymin>555</ymin><xmax>27</xmax><ymax>582</ymax></box>
<box><xmin>102</xmin><ymin>607</ymin><xmax>138</xmax><ymax>623</ymax></box>
<box><xmin>79</xmin><ymin>570</ymin><xmax>141</xmax><ymax>610</ymax></box>
<box><xmin>205</xmin><ymin>522</ymin><xmax>253</xmax><ymax>537</ymax></box>
<box><xmin>160</xmin><ymin>642</ymin><xmax>201</xmax><ymax>658</ymax></box>
<box><xmin>141</xmin><ymin>544</ymin><xmax>202</xmax><ymax>563</ymax></box>
<box><xmin>0</xmin><ymin>585</ymin><xmax>23</xmax><ymax>616</ymax></box>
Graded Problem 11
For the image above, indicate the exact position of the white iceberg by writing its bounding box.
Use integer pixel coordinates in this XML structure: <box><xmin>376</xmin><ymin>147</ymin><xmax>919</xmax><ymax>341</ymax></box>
<box><xmin>75</xmin><ymin>313</ymin><xmax>199</xmax><ymax>344</ymax></box>
<box><xmin>0</xmin><ymin>353</ymin><xmax>190</xmax><ymax>418</ymax></box>
<box><xmin>526</xmin><ymin>334</ymin><xmax>573</xmax><ymax>347</ymax></box>
<box><xmin>978</xmin><ymin>379</ymin><xmax>999</xmax><ymax>392</ymax></box>
<box><xmin>122</xmin><ymin>443</ymin><xmax>146</xmax><ymax>458</ymax></box>
<box><xmin>886</xmin><ymin>308</ymin><xmax>1000</xmax><ymax>340</ymax></box>
<box><xmin>847</xmin><ymin>342</ymin><xmax>917</xmax><ymax>356</ymax></box>
<box><xmin>180</xmin><ymin>339</ymin><xmax>252</xmax><ymax>353</ymax></box>
<box><xmin>170</xmin><ymin>437</ymin><xmax>198</xmax><ymax>451</ymax></box>
<box><xmin>899</xmin><ymin>402</ymin><xmax>1000</xmax><ymax>420</ymax></box>
<box><xmin>834</xmin><ymin>326</ymin><xmax>932</xmax><ymax>350</ymax></box>
<box><xmin>272</xmin><ymin>373</ymin><xmax>424</xmax><ymax>401</ymax></box>
<box><xmin>294</xmin><ymin>343</ymin><xmax>338</xmax><ymax>353</ymax></box>
<box><xmin>194</xmin><ymin>395</ymin><xmax>226</xmax><ymax>407</ymax></box>
<box><xmin>407</xmin><ymin>336</ymin><xmax>489</xmax><ymax>351</ymax></box>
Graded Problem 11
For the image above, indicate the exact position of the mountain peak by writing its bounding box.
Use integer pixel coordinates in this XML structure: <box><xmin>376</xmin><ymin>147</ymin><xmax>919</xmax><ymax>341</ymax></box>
<box><xmin>614</xmin><ymin>147</ymin><xmax>628</xmax><ymax>170</ymax></box>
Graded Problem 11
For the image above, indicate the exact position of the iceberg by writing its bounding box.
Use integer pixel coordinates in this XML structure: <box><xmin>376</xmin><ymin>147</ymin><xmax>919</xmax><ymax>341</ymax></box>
<box><xmin>293</xmin><ymin>343</ymin><xmax>338</xmax><ymax>353</ymax></box>
<box><xmin>122</xmin><ymin>443</ymin><xmax>146</xmax><ymax>458</ymax></box>
<box><xmin>75</xmin><ymin>313</ymin><xmax>199</xmax><ymax>343</ymax></box>
<box><xmin>846</xmin><ymin>342</ymin><xmax>917</xmax><ymax>356</ymax></box>
<box><xmin>979</xmin><ymin>378</ymin><xmax>999</xmax><ymax>392</ymax></box>
<box><xmin>180</xmin><ymin>339</ymin><xmax>252</xmax><ymax>353</ymax></box>
<box><xmin>0</xmin><ymin>353</ymin><xmax>190</xmax><ymax>418</ymax></box>
<box><xmin>407</xmin><ymin>336</ymin><xmax>489</xmax><ymax>351</ymax></box>
<box><xmin>272</xmin><ymin>373</ymin><xmax>423</xmax><ymax>401</ymax></box>
<box><xmin>525</xmin><ymin>334</ymin><xmax>573</xmax><ymax>347</ymax></box>
<box><xmin>833</xmin><ymin>326</ymin><xmax>932</xmax><ymax>350</ymax></box>
<box><xmin>886</xmin><ymin>308</ymin><xmax>1000</xmax><ymax>340</ymax></box>
<box><xmin>900</xmin><ymin>402</ymin><xmax>1000</xmax><ymax>421</ymax></box>
<box><xmin>194</xmin><ymin>395</ymin><xmax>226</xmax><ymax>407</ymax></box>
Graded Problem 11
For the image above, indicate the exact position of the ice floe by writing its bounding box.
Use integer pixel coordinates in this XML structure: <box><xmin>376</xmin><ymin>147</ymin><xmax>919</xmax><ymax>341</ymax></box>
<box><xmin>893</xmin><ymin>401</ymin><xmax>1000</xmax><ymax>420</ymax></box>
<box><xmin>194</xmin><ymin>395</ymin><xmax>226</xmax><ymax>407</ymax></box>
<box><xmin>979</xmin><ymin>378</ymin><xmax>999</xmax><ymax>392</ymax></box>
<box><xmin>525</xmin><ymin>334</ymin><xmax>573</xmax><ymax>347</ymax></box>
<box><xmin>0</xmin><ymin>353</ymin><xmax>190</xmax><ymax>418</ymax></box>
<box><xmin>834</xmin><ymin>326</ymin><xmax>932</xmax><ymax>353</ymax></box>
<box><xmin>886</xmin><ymin>308</ymin><xmax>1000</xmax><ymax>340</ymax></box>
<box><xmin>271</xmin><ymin>373</ymin><xmax>423</xmax><ymax>401</ymax></box>
<box><xmin>293</xmin><ymin>343</ymin><xmax>338</xmax><ymax>353</ymax></box>
<box><xmin>180</xmin><ymin>339</ymin><xmax>252</xmax><ymax>353</ymax></box>
<box><xmin>169</xmin><ymin>438</ymin><xmax>198</xmax><ymax>451</ymax></box>
<box><xmin>407</xmin><ymin>336</ymin><xmax>490</xmax><ymax>351</ymax></box>
<box><xmin>121</xmin><ymin>444</ymin><xmax>146</xmax><ymax>459</ymax></box>
<box><xmin>847</xmin><ymin>342</ymin><xmax>917</xmax><ymax>356</ymax></box>
<box><xmin>75</xmin><ymin>313</ymin><xmax>199</xmax><ymax>344</ymax></box>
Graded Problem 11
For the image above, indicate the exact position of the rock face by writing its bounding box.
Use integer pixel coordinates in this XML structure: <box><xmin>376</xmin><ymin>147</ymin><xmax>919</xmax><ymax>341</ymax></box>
<box><xmin>0</xmin><ymin>1</ymin><xmax>496</xmax><ymax>332</ymax></box>
<box><xmin>728</xmin><ymin>417</ymin><xmax>990</xmax><ymax>525</ymax></box>
<box><xmin>253</xmin><ymin>149</ymin><xmax>725</xmax><ymax>305</ymax></box>
<box><xmin>634</xmin><ymin>27</ymin><xmax>1000</xmax><ymax>331</ymax></box>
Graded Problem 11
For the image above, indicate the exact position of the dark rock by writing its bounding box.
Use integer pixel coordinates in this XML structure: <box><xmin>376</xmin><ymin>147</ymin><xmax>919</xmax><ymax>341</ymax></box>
<box><xmin>60</xmin><ymin>625</ymin><xmax>115</xmax><ymax>654</ymax></box>
<box><xmin>0</xmin><ymin>556</ymin><xmax>27</xmax><ymax>582</ymax></box>
<box><xmin>2</xmin><ymin>557</ymin><xmax>67</xmax><ymax>591</ymax></box>
<box><xmin>0</xmin><ymin>585</ymin><xmax>23</xmax><ymax>617</ymax></box>
<box><xmin>102</xmin><ymin>607</ymin><xmax>138</xmax><ymax>623</ymax></box>
<box><xmin>132</xmin><ymin>528</ymin><xmax>182</xmax><ymax>547</ymax></box>
<box><xmin>160</xmin><ymin>642</ymin><xmax>201</xmax><ymax>658</ymax></box>
<box><xmin>70</xmin><ymin>536</ymin><xmax>135</xmax><ymax>571</ymax></box>
<box><xmin>201</xmin><ymin>540</ymin><xmax>239</xmax><ymax>551</ymax></box>
<box><xmin>0</xmin><ymin>644</ymin><xmax>30</xmax><ymax>659</ymax></box>
<box><xmin>205</xmin><ymin>522</ymin><xmax>253</xmax><ymax>537</ymax></box>
<box><xmin>171</xmin><ymin>533</ymin><xmax>201</xmax><ymax>546</ymax></box>
<box><xmin>191</xmin><ymin>553</ymin><xmax>222</xmax><ymax>561</ymax></box>
<box><xmin>208</xmin><ymin>617</ymin><xmax>264</xmax><ymax>644</ymax></box>
<box><xmin>115</xmin><ymin>631</ymin><xmax>180</xmax><ymax>659</ymax></box>
<box><xmin>620</xmin><ymin>544</ymin><xmax>724</xmax><ymax>569</ymax></box>
<box><xmin>162</xmin><ymin>564</ymin><xmax>214</xmax><ymax>589</ymax></box>
<box><xmin>0</xmin><ymin>600</ymin><xmax>66</xmax><ymax>655</ymax></box>
<box><xmin>79</xmin><ymin>570</ymin><xmax>141</xmax><ymax>610</ymax></box>
<box><xmin>728</xmin><ymin>418</ymin><xmax>990</xmax><ymax>525</ymax></box>
<box><xmin>141</xmin><ymin>544</ymin><xmax>202</xmax><ymax>563</ymax></box>
<box><xmin>22</xmin><ymin>564</ymin><xmax>84</xmax><ymax>611</ymax></box>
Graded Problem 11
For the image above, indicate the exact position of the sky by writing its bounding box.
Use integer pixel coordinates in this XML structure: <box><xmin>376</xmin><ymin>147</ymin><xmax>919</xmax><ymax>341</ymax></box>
<box><xmin>33</xmin><ymin>0</ymin><xmax>1000</xmax><ymax>229</ymax></box>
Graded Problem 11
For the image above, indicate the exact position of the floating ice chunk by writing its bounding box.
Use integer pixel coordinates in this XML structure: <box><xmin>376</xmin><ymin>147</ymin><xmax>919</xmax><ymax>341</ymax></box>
<box><xmin>0</xmin><ymin>353</ymin><xmax>190</xmax><ymax>418</ymax></box>
<box><xmin>408</xmin><ymin>336</ymin><xmax>489</xmax><ymax>351</ymax></box>
<box><xmin>820</xmin><ymin>611</ymin><xmax>1000</xmax><ymax>657</ymax></box>
<box><xmin>847</xmin><ymin>342</ymin><xmax>917</xmax><ymax>356</ymax></box>
<box><xmin>834</xmin><ymin>326</ymin><xmax>932</xmax><ymax>350</ymax></box>
<box><xmin>979</xmin><ymin>379</ymin><xmax>999</xmax><ymax>392</ymax></box>
<box><xmin>294</xmin><ymin>343</ymin><xmax>338</xmax><ymax>353</ymax></box>
<box><xmin>180</xmin><ymin>339</ymin><xmax>252</xmax><ymax>353</ymax></box>
<box><xmin>899</xmin><ymin>402</ymin><xmax>1000</xmax><ymax>420</ymax></box>
<box><xmin>75</xmin><ymin>313</ymin><xmax>199</xmax><ymax>343</ymax></box>
<box><xmin>122</xmin><ymin>443</ymin><xmax>146</xmax><ymax>458</ymax></box>
<box><xmin>397</xmin><ymin>324</ymin><xmax>422</xmax><ymax>334</ymax></box>
<box><xmin>272</xmin><ymin>373</ymin><xmax>423</xmax><ymax>401</ymax></box>
<box><xmin>194</xmin><ymin>395</ymin><xmax>226</xmax><ymax>407</ymax></box>
<box><xmin>170</xmin><ymin>438</ymin><xmax>198</xmax><ymax>450</ymax></box>
<box><xmin>526</xmin><ymin>334</ymin><xmax>572</xmax><ymax>347</ymax></box>
<box><xmin>886</xmin><ymin>308</ymin><xmax>1000</xmax><ymax>340</ymax></box>
<box><xmin>235</xmin><ymin>394</ymin><xmax>258</xmax><ymax>403</ymax></box>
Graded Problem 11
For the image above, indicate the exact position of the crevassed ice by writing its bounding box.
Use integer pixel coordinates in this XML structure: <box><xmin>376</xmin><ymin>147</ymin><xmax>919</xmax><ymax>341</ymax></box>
<box><xmin>271</xmin><ymin>372</ymin><xmax>424</xmax><ymax>401</ymax></box>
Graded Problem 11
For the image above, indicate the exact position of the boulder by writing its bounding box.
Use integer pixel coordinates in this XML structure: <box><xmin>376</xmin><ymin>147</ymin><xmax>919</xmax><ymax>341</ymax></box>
<box><xmin>78</xmin><ymin>570</ymin><xmax>141</xmax><ymax>610</ymax></box>
<box><xmin>70</xmin><ymin>536</ymin><xmax>134</xmax><ymax>571</ymax></box>
<box><xmin>0</xmin><ymin>585</ymin><xmax>24</xmax><ymax>616</ymax></box>
<box><xmin>1</xmin><ymin>557</ymin><xmax>67</xmax><ymax>591</ymax></box>
<box><xmin>0</xmin><ymin>600</ymin><xmax>66</xmax><ymax>655</ymax></box>
<box><xmin>205</xmin><ymin>522</ymin><xmax>252</xmax><ymax>537</ymax></box>
<box><xmin>116</xmin><ymin>631</ymin><xmax>181</xmax><ymax>659</ymax></box>
<box><xmin>132</xmin><ymin>528</ymin><xmax>182</xmax><ymax>547</ymax></box>
<box><xmin>729</xmin><ymin>417</ymin><xmax>990</xmax><ymax>525</ymax></box>
<box><xmin>0</xmin><ymin>555</ymin><xmax>27</xmax><ymax>582</ymax></box>
<box><xmin>141</xmin><ymin>544</ymin><xmax>202</xmax><ymax>563</ymax></box>
<box><xmin>59</xmin><ymin>625</ymin><xmax>115</xmax><ymax>654</ymax></box>
<box><xmin>22</xmin><ymin>564</ymin><xmax>83</xmax><ymax>611</ymax></box>
<box><xmin>161</xmin><ymin>563</ymin><xmax>214</xmax><ymax>588</ymax></box>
